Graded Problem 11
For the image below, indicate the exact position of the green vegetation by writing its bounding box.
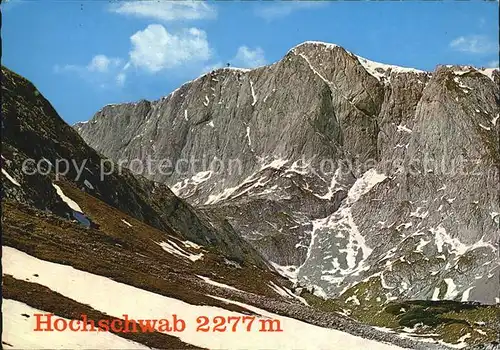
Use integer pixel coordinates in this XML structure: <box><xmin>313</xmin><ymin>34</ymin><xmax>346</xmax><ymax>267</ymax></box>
<box><xmin>300</xmin><ymin>278</ymin><xmax>500</xmax><ymax>346</ymax></box>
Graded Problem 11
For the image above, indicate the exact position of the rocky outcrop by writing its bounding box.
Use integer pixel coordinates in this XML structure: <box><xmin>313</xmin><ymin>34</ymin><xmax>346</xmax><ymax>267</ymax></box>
<box><xmin>1</xmin><ymin>66</ymin><xmax>267</xmax><ymax>267</ymax></box>
<box><xmin>75</xmin><ymin>42</ymin><xmax>500</xmax><ymax>304</ymax></box>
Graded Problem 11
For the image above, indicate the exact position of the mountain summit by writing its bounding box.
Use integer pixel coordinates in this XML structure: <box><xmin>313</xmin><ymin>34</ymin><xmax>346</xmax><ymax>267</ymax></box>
<box><xmin>76</xmin><ymin>42</ymin><xmax>500</xmax><ymax>306</ymax></box>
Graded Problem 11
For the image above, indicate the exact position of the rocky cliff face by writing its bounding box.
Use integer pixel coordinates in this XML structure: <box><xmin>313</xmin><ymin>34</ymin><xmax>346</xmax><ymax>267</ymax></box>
<box><xmin>75</xmin><ymin>42</ymin><xmax>500</xmax><ymax>304</ymax></box>
<box><xmin>1</xmin><ymin>66</ymin><xmax>266</xmax><ymax>267</ymax></box>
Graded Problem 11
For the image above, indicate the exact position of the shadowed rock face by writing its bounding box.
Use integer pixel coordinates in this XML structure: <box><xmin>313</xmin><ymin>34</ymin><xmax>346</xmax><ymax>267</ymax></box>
<box><xmin>75</xmin><ymin>42</ymin><xmax>500</xmax><ymax>303</ymax></box>
<box><xmin>1</xmin><ymin>66</ymin><xmax>268</xmax><ymax>268</ymax></box>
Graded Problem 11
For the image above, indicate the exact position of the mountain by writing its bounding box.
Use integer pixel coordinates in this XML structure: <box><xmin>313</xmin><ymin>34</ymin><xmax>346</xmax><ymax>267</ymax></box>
<box><xmin>75</xmin><ymin>41</ymin><xmax>500</xmax><ymax>308</ymax></box>
<box><xmin>2</xmin><ymin>40</ymin><xmax>499</xmax><ymax>349</ymax></box>
<box><xmin>1</xmin><ymin>66</ymin><xmax>267</xmax><ymax>268</ymax></box>
<box><xmin>3</xmin><ymin>65</ymin><xmax>442</xmax><ymax>349</ymax></box>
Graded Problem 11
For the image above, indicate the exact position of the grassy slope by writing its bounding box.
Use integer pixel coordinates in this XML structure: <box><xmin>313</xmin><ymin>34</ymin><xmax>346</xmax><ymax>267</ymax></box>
<box><xmin>301</xmin><ymin>277</ymin><xmax>500</xmax><ymax>346</ymax></box>
<box><xmin>2</xmin><ymin>180</ymin><xmax>291</xmax><ymax>316</ymax></box>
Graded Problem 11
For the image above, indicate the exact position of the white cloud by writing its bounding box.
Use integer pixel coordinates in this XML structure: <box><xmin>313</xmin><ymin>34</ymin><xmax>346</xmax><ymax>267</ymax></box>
<box><xmin>53</xmin><ymin>64</ymin><xmax>75</xmax><ymax>74</ymax></box>
<box><xmin>255</xmin><ymin>2</ymin><xmax>326</xmax><ymax>21</ymax></box>
<box><xmin>55</xmin><ymin>54</ymin><xmax>121</xmax><ymax>74</ymax></box>
<box><xmin>54</xmin><ymin>54</ymin><xmax>125</xmax><ymax>88</ymax></box>
<box><xmin>201</xmin><ymin>62</ymin><xmax>223</xmax><ymax>75</ymax></box>
<box><xmin>116</xmin><ymin>72</ymin><xmax>127</xmax><ymax>86</ymax></box>
<box><xmin>129</xmin><ymin>24</ymin><xmax>212</xmax><ymax>73</ymax></box>
<box><xmin>110</xmin><ymin>0</ymin><xmax>216</xmax><ymax>22</ymax></box>
<box><xmin>200</xmin><ymin>46</ymin><xmax>267</xmax><ymax>74</ymax></box>
<box><xmin>487</xmin><ymin>60</ymin><xmax>499</xmax><ymax>68</ymax></box>
<box><xmin>232</xmin><ymin>46</ymin><xmax>267</xmax><ymax>69</ymax></box>
<box><xmin>0</xmin><ymin>0</ymin><xmax>25</xmax><ymax>12</ymax></box>
<box><xmin>87</xmin><ymin>55</ymin><xmax>121</xmax><ymax>73</ymax></box>
<box><xmin>449</xmin><ymin>35</ymin><xmax>497</xmax><ymax>54</ymax></box>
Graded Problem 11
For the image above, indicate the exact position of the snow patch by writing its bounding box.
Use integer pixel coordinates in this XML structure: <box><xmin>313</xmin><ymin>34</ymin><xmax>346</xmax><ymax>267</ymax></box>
<box><xmin>183</xmin><ymin>240</ymin><xmax>202</xmax><ymax>249</ymax></box>
<box><xmin>453</xmin><ymin>76</ymin><xmax>472</xmax><ymax>91</ymax></box>
<box><xmin>2</xmin><ymin>168</ymin><xmax>21</xmax><ymax>186</ymax></box>
<box><xmin>461</xmin><ymin>287</ymin><xmax>474</xmax><ymax>302</ymax></box>
<box><xmin>345</xmin><ymin>295</ymin><xmax>361</xmax><ymax>306</ymax></box>
<box><xmin>297</xmin><ymin>169</ymin><xmax>386</xmax><ymax>289</ymax></box>
<box><xmin>491</xmin><ymin>114</ymin><xmax>499</xmax><ymax>126</ymax></box>
<box><xmin>443</xmin><ymin>278</ymin><xmax>459</xmax><ymax>300</ymax></box>
<box><xmin>260</xmin><ymin>158</ymin><xmax>288</xmax><ymax>171</ymax></box>
<box><xmin>197</xmin><ymin>275</ymin><xmax>241</xmax><ymax>292</ymax></box>
<box><xmin>314</xmin><ymin>168</ymin><xmax>343</xmax><ymax>200</ymax></box>
<box><xmin>2</xmin><ymin>299</ymin><xmax>148</xmax><ymax>349</ymax></box>
<box><xmin>357</xmin><ymin>56</ymin><xmax>425</xmax><ymax>82</ymax></box>
<box><xmin>84</xmin><ymin>179</ymin><xmax>94</xmax><ymax>190</ymax></box>
<box><xmin>52</xmin><ymin>184</ymin><xmax>83</xmax><ymax>213</ymax></box>
<box><xmin>347</xmin><ymin>169</ymin><xmax>387</xmax><ymax>205</ymax></box>
<box><xmin>478</xmin><ymin>68</ymin><xmax>498</xmax><ymax>82</ymax></box>
<box><xmin>250</xmin><ymin>80</ymin><xmax>257</xmax><ymax>106</ymax></box>
<box><xmin>410</xmin><ymin>207</ymin><xmax>429</xmax><ymax>219</ymax></box>
<box><xmin>430</xmin><ymin>225</ymin><xmax>494</xmax><ymax>255</ymax></box>
<box><xmin>290</xmin><ymin>41</ymin><xmax>340</xmax><ymax>53</ymax></box>
<box><xmin>270</xmin><ymin>262</ymin><xmax>299</xmax><ymax>283</ymax></box>
<box><xmin>268</xmin><ymin>281</ymin><xmax>292</xmax><ymax>298</ymax></box>
<box><xmin>297</xmin><ymin>53</ymin><xmax>332</xmax><ymax>85</ymax></box>
<box><xmin>432</xmin><ymin>287</ymin><xmax>440</xmax><ymax>301</ymax></box>
<box><xmin>155</xmin><ymin>240</ymin><xmax>203</xmax><ymax>262</ymax></box>
<box><xmin>219</xmin><ymin>66</ymin><xmax>251</xmax><ymax>73</ymax></box>
<box><xmin>171</xmin><ymin>171</ymin><xmax>213</xmax><ymax>197</ymax></box>
<box><xmin>490</xmin><ymin>212</ymin><xmax>500</xmax><ymax>224</ymax></box>
<box><xmin>204</xmin><ymin>171</ymin><xmax>272</xmax><ymax>205</ymax></box>
<box><xmin>121</xmin><ymin>219</ymin><xmax>133</xmax><ymax>227</ymax></box>
<box><xmin>396</xmin><ymin>124</ymin><xmax>412</xmax><ymax>133</ymax></box>
<box><xmin>246</xmin><ymin>126</ymin><xmax>252</xmax><ymax>147</ymax></box>
<box><xmin>446</xmin><ymin>197</ymin><xmax>456</xmax><ymax>204</ymax></box>
<box><xmin>3</xmin><ymin>247</ymin><xmax>402</xmax><ymax>350</ymax></box>
<box><xmin>414</xmin><ymin>238</ymin><xmax>430</xmax><ymax>253</ymax></box>
<box><xmin>305</xmin><ymin>208</ymin><xmax>373</xmax><ymax>280</ymax></box>
<box><xmin>456</xmin><ymin>333</ymin><xmax>471</xmax><ymax>347</ymax></box>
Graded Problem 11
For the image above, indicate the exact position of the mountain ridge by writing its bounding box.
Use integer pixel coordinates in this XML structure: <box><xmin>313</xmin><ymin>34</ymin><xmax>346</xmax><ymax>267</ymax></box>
<box><xmin>74</xmin><ymin>40</ymin><xmax>499</xmax><ymax>308</ymax></box>
<box><xmin>74</xmin><ymin>41</ymin><xmax>497</xmax><ymax>125</ymax></box>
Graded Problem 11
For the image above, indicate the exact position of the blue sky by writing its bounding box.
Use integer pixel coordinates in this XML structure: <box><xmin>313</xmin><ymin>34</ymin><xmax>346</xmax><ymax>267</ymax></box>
<box><xmin>2</xmin><ymin>0</ymin><xmax>498</xmax><ymax>125</ymax></box>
